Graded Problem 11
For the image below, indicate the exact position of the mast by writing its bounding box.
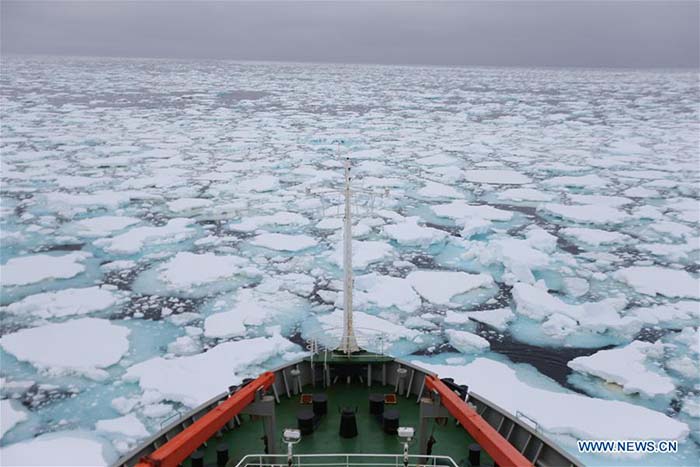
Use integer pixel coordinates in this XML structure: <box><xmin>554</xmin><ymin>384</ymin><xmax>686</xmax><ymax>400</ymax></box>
<box><xmin>339</xmin><ymin>156</ymin><xmax>359</xmax><ymax>354</ymax></box>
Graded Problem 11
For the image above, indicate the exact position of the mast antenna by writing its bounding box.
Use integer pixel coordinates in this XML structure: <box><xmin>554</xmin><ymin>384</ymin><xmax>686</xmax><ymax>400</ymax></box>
<box><xmin>339</xmin><ymin>156</ymin><xmax>360</xmax><ymax>354</ymax></box>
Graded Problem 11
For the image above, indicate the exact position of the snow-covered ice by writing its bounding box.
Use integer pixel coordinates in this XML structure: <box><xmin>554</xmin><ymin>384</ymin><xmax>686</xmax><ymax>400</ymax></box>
<box><xmin>166</xmin><ymin>198</ymin><xmax>214</xmax><ymax>213</ymax></box>
<box><xmin>541</xmin><ymin>204</ymin><xmax>627</xmax><ymax>224</ymax></box>
<box><xmin>497</xmin><ymin>188</ymin><xmax>554</xmax><ymax>202</ymax></box>
<box><xmin>383</xmin><ymin>217</ymin><xmax>447</xmax><ymax>246</ymax></box>
<box><xmin>203</xmin><ymin>286</ymin><xmax>308</xmax><ymax>338</ymax></box>
<box><xmin>0</xmin><ymin>318</ymin><xmax>130</xmax><ymax>380</ymax></box>
<box><xmin>416</xmin><ymin>181</ymin><xmax>463</xmax><ymax>199</ymax></box>
<box><xmin>94</xmin><ymin>218</ymin><xmax>196</xmax><ymax>255</ymax></box>
<box><xmin>0</xmin><ymin>399</ymin><xmax>28</xmax><ymax>440</ymax></box>
<box><xmin>250</xmin><ymin>232</ymin><xmax>318</xmax><ymax>252</ymax></box>
<box><xmin>406</xmin><ymin>270</ymin><xmax>494</xmax><ymax>305</ymax></box>
<box><xmin>95</xmin><ymin>414</ymin><xmax>149</xmax><ymax>438</ymax></box>
<box><xmin>463</xmin><ymin>169</ymin><xmax>532</xmax><ymax>185</ymax></box>
<box><xmin>332</xmin><ymin>240</ymin><xmax>394</xmax><ymax>269</ymax></box>
<box><xmin>418</xmin><ymin>358</ymin><xmax>689</xmax><ymax>442</ymax></box>
<box><xmin>445</xmin><ymin>329</ymin><xmax>490</xmax><ymax>352</ymax></box>
<box><xmin>559</xmin><ymin>227</ymin><xmax>630</xmax><ymax>247</ymax></box>
<box><xmin>63</xmin><ymin>216</ymin><xmax>141</xmax><ymax>237</ymax></box>
<box><xmin>445</xmin><ymin>308</ymin><xmax>515</xmax><ymax>331</ymax></box>
<box><xmin>155</xmin><ymin>252</ymin><xmax>250</xmax><ymax>289</ymax></box>
<box><xmin>351</xmin><ymin>273</ymin><xmax>422</xmax><ymax>313</ymax></box>
<box><xmin>229</xmin><ymin>212</ymin><xmax>309</xmax><ymax>232</ymax></box>
<box><xmin>317</xmin><ymin>309</ymin><xmax>419</xmax><ymax>346</ymax></box>
<box><xmin>568</xmin><ymin>341</ymin><xmax>676</xmax><ymax>398</ymax></box>
<box><xmin>1</xmin><ymin>252</ymin><xmax>92</xmax><ymax>287</ymax></box>
<box><xmin>432</xmin><ymin>201</ymin><xmax>513</xmax><ymax>222</ymax></box>
<box><xmin>0</xmin><ymin>431</ymin><xmax>118</xmax><ymax>466</ymax></box>
<box><xmin>614</xmin><ymin>266</ymin><xmax>698</xmax><ymax>298</ymax></box>
<box><xmin>4</xmin><ymin>286</ymin><xmax>125</xmax><ymax>318</ymax></box>
<box><xmin>124</xmin><ymin>334</ymin><xmax>299</xmax><ymax>406</ymax></box>
<box><xmin>543</xmin><ymin>174</ymin><xmax>609</xmax><ymax>189</ymax></box>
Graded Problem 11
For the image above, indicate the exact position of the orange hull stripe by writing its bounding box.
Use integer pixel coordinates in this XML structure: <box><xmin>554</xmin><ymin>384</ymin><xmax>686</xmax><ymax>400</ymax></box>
<box><xmin>425</xmin><ymin>375</ymin><xmax>533</xmax><ymax>467</ymax></box>
<box><xmin>136</xmin><ymin>372</ymin><xmax>275</xmax><ymax>467</ymax></box>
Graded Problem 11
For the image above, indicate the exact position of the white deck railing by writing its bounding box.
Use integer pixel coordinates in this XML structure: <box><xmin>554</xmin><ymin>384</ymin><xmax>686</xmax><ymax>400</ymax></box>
<box><xmin>307</xmin><ymin>326</ymin><xmax>390</xmax><ymax>357</ymax></box>
<box><xmin>234</xmin><ymin>453</ymin><xmax>459</xmax><ymax>467</ymax></box>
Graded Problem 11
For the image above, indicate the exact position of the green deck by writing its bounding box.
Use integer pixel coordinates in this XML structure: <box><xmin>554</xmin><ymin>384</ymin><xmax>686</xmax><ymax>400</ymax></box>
<box><xmin>307</xmin><ymin>350</ymin><xmax>396</xmax><ymax>365</ymax></box>
<box><xmin>186</xmin><ymin>382</ymin><xmax>494</xmax><ymax>467</ymax></box>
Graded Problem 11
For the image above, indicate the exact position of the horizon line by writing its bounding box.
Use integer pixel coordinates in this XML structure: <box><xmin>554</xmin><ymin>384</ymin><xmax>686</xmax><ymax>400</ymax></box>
<box><xmin>3</xmin><ymin>51</ymin><xmax>699</xmax><ymax>72</ymax></box>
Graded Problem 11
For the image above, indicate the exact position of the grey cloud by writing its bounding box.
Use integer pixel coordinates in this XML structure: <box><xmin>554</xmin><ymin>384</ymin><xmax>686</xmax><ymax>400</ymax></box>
<box><xmin>1</xmin><ymin>1</ymin><xmax>698</xmax><ymax>68</ymax></box>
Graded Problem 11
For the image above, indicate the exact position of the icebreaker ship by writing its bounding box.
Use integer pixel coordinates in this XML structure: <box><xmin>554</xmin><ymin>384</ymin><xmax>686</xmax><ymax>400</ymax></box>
<box><xmin>117</xmin><ymin>159</ymin><xmax>580</xmax><ymax>467</ymax></box>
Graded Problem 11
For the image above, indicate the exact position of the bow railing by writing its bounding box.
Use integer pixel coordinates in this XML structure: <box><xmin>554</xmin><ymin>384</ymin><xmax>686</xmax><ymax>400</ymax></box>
<box><xmin>234</xmin><ymin>453</ymin><xmax>459</xmax><ymax>467</ymax></box>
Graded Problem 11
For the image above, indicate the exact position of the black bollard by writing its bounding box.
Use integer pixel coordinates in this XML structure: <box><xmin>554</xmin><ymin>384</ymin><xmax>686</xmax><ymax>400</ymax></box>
<box><xmin>216</xmin><ymin>443</ymin><xmax>229</xmax><ymax>467</ymax></box>
<box><xmin>468</xmin><ymin>443</ymin><xmax>481</xmax><ymax>466</ymax></box>
<box><xmin>191</xmin><ymin>450</ymin><xmax>205</xmax><ymax>467</ymax></box>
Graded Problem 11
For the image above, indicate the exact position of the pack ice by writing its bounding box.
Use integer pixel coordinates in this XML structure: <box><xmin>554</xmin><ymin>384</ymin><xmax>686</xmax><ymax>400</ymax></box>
<box><xmin>0</xmin><ymin>56</ymin><xmax>698</xmax><ymax>466</ymax></box>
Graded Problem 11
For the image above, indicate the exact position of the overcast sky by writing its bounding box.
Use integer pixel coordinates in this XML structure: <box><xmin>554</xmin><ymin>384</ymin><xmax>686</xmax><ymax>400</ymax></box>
<box><xmin>1</xmin><ymin>1</ymin><xmax>698</xmax><ymax>68</ymax></box>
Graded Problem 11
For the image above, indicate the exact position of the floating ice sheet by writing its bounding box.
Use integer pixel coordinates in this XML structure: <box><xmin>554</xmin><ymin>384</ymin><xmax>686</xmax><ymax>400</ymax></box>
<box><xmin>0</xmin><ymin>399</ymin><xmax>29</xmax><ymax>440</ymax></box>
<box><xmin>568</xmin><ymin>341</ymin><xmax>676</xmax><ymax>398</ymax></box>
<box><xmin>4</xmin><ymin>286</ymin><xmax>125</xmax><ymax>319</ymax></box>
<box><xmin>124</xmin><ymin>334</ymin><xmax>299</xmax><ymax>406</ymax></box>
<box><xmin>406</xmin><ymin>270</ymin><xmax>494</xmax><ymax>305</ymax></box>
<box><xmin>0</xmin><ymin>318</ymin><xmax>130</xmax><ymax>380</ymax></box>
<box><xmin>1</xmin><ymin>252</ymin><xmax>91</xmax><ymax>287</ymax></box>
<box><xmin>0</xmin><ymin>431</ymin><xmax>117</xmax><ymax>466</ymax></box>
<box><xmin>614</xmin><ymin>266</ymin><xmax>698</xmax><ymax>298</ymax></box>
<box><xmin>418</xmin><ymin>358</ymin><xmax>689</xmax><ymax>443</ymax></box>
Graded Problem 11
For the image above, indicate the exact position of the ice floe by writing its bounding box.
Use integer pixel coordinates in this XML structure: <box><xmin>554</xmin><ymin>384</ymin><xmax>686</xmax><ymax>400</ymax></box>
<box><xmin>62</xmin><ymin>216</ymin><xmax>141</xmax><ymax>237</ymax></box>
<box><xmin>332</xmin><ymin>240</ymin><xmax>394</xmax><ymax>269</ymax></box>
<box><xmin>614</xmin><ymin>266</ymin><xmax>698</xmax><ymax>298</ymax></box>
<box><xmin>465</xmin><ymin>237</ymin><xmax>551</xmax><ymax>284</ymax></box>
<box><xmin>383</xmin><ymin>217</ymin><xmax>447</xmax><ymax>247</ymax></box>
<box><xmin>238</xmin><ymin>174</ymin><xmax>279</xmax><ymax>192</ymax></box>
<box><xmin>432</xmin><ymin>201</ymin><xmax>513</xmax><ymax>222</ymax></box>
<box><xmin>418</xmin><ymin>359</ymin><xmax>689</xmax><ymax>443</ymax></box>
<box><xmin>95</xmin><ymin>414</ymin><xmax>149</xmax><ymax>438</ymax></box>
<box><xmin>132</xmin><ymin>251</ymin><xmax>258</xmax><ymax>298</ymax></box>
<box><xmin>42</xmin><ymin>191</ymin><xmax>136</xmax><ymax>217</ymax></box>
<box><xmin>229</xmin><ymin>212</ymin><xmax>309</xmax><ymax>232</ymax></box>
<box><xmin>568</xmin><ymin>194</ymin><xmax>632</xmax><ymax>207</ymax></box>
<box><xmin>1</xmin><ymin>252</ymin><xmax>92</xmax><ymax>287</ymax></box>
<box><xmin>0</xmin><ymin>431</ymin><xmax>118</xmax><ymax>466</ymax></box>
<box><xmin>4</xmin><ymin>286</ymin><xmax>125</xmax><ymax>319</ymax></box>
<box><xmin>543</xmin><ymin>174</ymin><xmax>609</xmax><ymax>189</ymax></box>
<box><xmin>406</xmin><ymin>270</ymin><xmax>494</xmax><ymax>305</ymax></box>
<box><xmin>541</xmin><ymin>204</ymin><xmax>627</xmax><ymax>224</ymax></box>
<box><xmin>497</xmin><ymin>188</ymin><xmax>554</xmax><ymax>202</ymax></box>
<box><xmin>648</xmin><ymin>221</ymin><xmax>695</xmax><ymax>239</ymax></box>
<box><xmin>559</xmin><ymin>227</ymin><xmax>630</xmax><ymax>247</ymax></box>
<box><xmin>95</xmin><ymin>219</ymin><xmax>196</xmax><ymax>255</ymax></box>
<box><xmin>0</xmin><ymin>318</ymin><xmax>130</xmax><ymax>380</ymax></box>
<box><xmin>416</xmin><ymin>181</ymin><xmax>463</xmax><ymax>199</ymax></box>
<box><xmin>166</xmin><ymin>198</ymin><xmax>214</xmax><ymax>213</ymax></box>
<box><xmin>445</xmin><ymin>308</ymin><xmax>515</xmax><ymax>331</ymax></box>
<box><xmin>463</xmin><ymin>169</ymin><xmax>532</xmax><ymax>185</ymax></box>
<box><xmin>124</xmin><ymin>334</ymin><xmax>299</xmax><ymax>406</ymax></box>
<box><xmin>511</xmin><ymin>282</ymin><xmax>633</xmax><ymax>340</ymax></box>
<box><xmin>445</xmin><ymin>329</ymin><xmax>490</xmax><ymax>352</ymax></box>
<box><xmin>568</xmin><ymin>341</ymin><xmax>676</xmax><ymax>398</ymax></box>
<box><xmin>0</xmin><ymin>399</ymin><xmax>29</xmax><ymax>440</ymax></box>
<box><xmin>349</xmin><ymin>273</ymin><xmax>422</xmax><ymax>313</ymax></box>
<box><xmin>204</xmin><ymin>286</ymin><xmax>308</xmax><ymax>338</ymax></box>
<box><xmin>250</xmin><ymin>232</ymin><xmax>318</xmax><ymax>252</ymax></box>
<box><xmin>317</xmin><ymin>309</ymin><xmax>419</xmax><ymax>345</ymax></box>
